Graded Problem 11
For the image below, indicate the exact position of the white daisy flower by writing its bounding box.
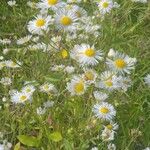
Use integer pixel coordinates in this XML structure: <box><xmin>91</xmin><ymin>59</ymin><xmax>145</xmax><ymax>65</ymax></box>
<box><xmin>28</xmin><ymin>43</ymin><xmax>47</xmax><ymax>51</ymax></box>
<box><xmin>2</xmin><ymin>97</ymin><xmax>7</xmax><ymax>102</ymax></box>
<box><xmin>43</xmin><ymin>101</ymin><xmax>54</xmax><ymax>108</ymax></box>
<box><xmin>27</xmin><ymin>1</ymin><xmax>37</xmax><ymax>8</ymax></box>
<box><xmin>96</xmin><ymin>71</ymin><xmax>117</xmax><ymax>91</ymax></box>
<box><xmin>7</xmin><ymin>0</ymin><xmax>17</xmax><ymax>7</ymax></box>
<box><xmin>82</xmin><ymin>69</ymin><xmax>98</xmax><ymax>84</ymax></box>
<box><xmin>0</xmin><ymin>140</ymin><xmax>12</xmax><ymax>150</ymax></box>
<box><xmin>66</xmin><ymin>75</ymin><xmax>87</xmax><ymax>95</ymax></box>
<box><xmin>16</xmin><ymin>35</ymin><xmax>32</xmax><ymax>45</ymax></box>
<box><xmin>0</xmin><ymin>77</ymin><xmax>12</xmax><ymax>86</ymax></box>
<box><xmin>106</xmin><ymin>51</ymin><xmax>137</xmax><ymax>74</ymax></box>
<box><xmin>27</xmin><ymin>15</ymin><xmax>53</xmax><ymax>35</ymax></box>
<box><xmin>93</xmin><ymin>91</ymin><xmax>108</xmax><ymax>101</ymax></box>
<box><xmin>51</xmin><ymin>64</ymin><xmax>65</xmax><ymax>71</ymax></box>
<box><xmin>113</xmin><ymin>2</ymin><xmax>120</xmax><ymax>8</ymax></box>
<box><xmin>65</xmin><ymin>4</ymin><xmax>87</xmax><ymax>19</ymax></box>
<box><xmin>3</xmin><ymin>48</ymin><xmax>10</xmax><ymax>55</ymax></box>
<box><xmin>104</xmin><ymin>122</ymin><xmax>119</xmax><ymax>131</ymax></box>
<box><xmin>91</xmin><ymin>147</ymin><xmax>98</xmax><ymax>150</ymax></box>
<box><xmin>36</xmin><ymin>107</ymin><xmax>46</xmax><ymax>115</ymax></box>
<box><xmin>79</xmin><ymin>16</ymin><xmax>101</xmax><ymax>35</ymax></box>
<box><xmin>0</xmin><ymin>38</ymin><xmax>11</xmax><ymax>45</ymax></box>
<box><xmin>83</xmin><ymin>24</ymin><xmax>101</xmax><ymax>36</ymax></box>
<box><xmin>64</xmin><ymin>66</ymin><xmax>75</xmax><ymax>74</ymax></box>
<box><xmin>108</xmin><ymin>143</ymin><xmax>116</xmax><ymax>150</ymax></box>
<box><xmin>92</xmin><ymin>102</ymin><xmax>116</xmax><ymax>121</ymax></box>
<box><xmin>39</xmin><ymin>83</ymin><xmax>57</xmax><ymax>94</ymax></box>
<box><xmin>143</xmin><ymin>148</ymin><xmax>150</xmax><ymax>150</ymax></box>
<box><xmin>0</xmin><ymin>56</ymin><xmax>4</xmax><ymax>60</ymax></box>
<box><xmin>5</xmin><ymin>60</ymin><xmax>21</xmax><ymax>68</ymax></box>
<box><xmin>37</xmin><ymin>0</ymin><xmax>65</xmax><ymax>11</ymax></box>
<box><xmin>144</xmin><ymin>74</ymin><xmax>150</xmax><ymax>87</ymax></box>
<box><xmin>71</xmin><ymin>44</ymin><xmax>103</xmax><ymax>66</ymax></box>
<box><xmin>97</xmin><ymin>0</ymin><xmax>114</xmax><ymax>15</ymax></box>
<box><xmin>112</xmin><ymin>75</ymin><xmax>132</xmax><ymax>92</ymax></box>
<box><xmin>21</xmin><ymin>85</ymin><xmax>36</xmax><ymax>96</ymax></box>
<box><xmin>49</xmin><ymin>36</ymin><xmax>62</xmax><ymax>51</ymax></box>
<box><xmin>107</xmin><ymin>48</ymin><xmax>116</xmax><ymax>57</ymax></box>
<box><xmin>9</xmin><ymin>89</ymin><xmax>17</xmax><ymax>96</ymax></box>
<box><xmin>101</xmin><ymin>128</ymin><xmax>115</xmax><ymax>141</ymax></box>
<box><xmin>51</xmin><ymin>35</ymin><xmax>62</xmax><ymax>44</ymax></box>
<box><xmin>11</xmin><ymin>91</ymin><xmax>31</xmax><ymax>103</ymax></box>
<box><xmin>32</xmin><ymin>36</ymin><xmax>40</xmax><ymax>42</ymax></box>
<box><xmin>66</xmin><ymin>32</ymin><xmax>77</xmax><ymax>41</ymax></box>
<box><xmin>55</xmin><ymin>9</ymin><xmax>78</xmax><ymax>32</ymax></box>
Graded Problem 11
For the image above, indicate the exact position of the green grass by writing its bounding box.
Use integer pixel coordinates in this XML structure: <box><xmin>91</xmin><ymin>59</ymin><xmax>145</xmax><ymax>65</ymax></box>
<box><xmin>0</xmin><ymin>0</ymin><xmax>150</xmax><ymax>149</ymax></box>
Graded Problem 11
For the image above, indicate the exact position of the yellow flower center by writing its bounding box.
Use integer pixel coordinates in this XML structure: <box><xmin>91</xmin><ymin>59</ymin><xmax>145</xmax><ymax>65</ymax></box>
<box><xmin>11</xmin><ymin>62</ymin><xmax>16</xmax><ymax>67</ymax></box>
<box><xmin>106</xmin><ymin>124</ymin><xmax>113</xmax><ymax>130</ymax></box>
<box><xmin>102</xmin><ymin>2</ymin><xmax>109</xmax><ymax>8</ymax></box>
<box><xmin>61</xmin><ymin>49</ymin><xmax>68</xmax><ymax>59</ymax></box>
<box><xmin>105</xmin><ymin>80</ymin><xmax>113</xmax><ymax>87</ymax></box>
<box><xmin>60</xmin><ymin>16</ymin><xmax>72</xmax><ymax>26</ymax></box>
<box><xmin>85</xmin><ymin>48</ymin><xmax>95</xmax><ymax>57</ymax></box>
<box><xmin>74</xmin><ymin>81</ymin><xmax>84</xmax><ymax>93</ymax></box>
<box><xmin>36</xmin><ymin>19</ymin><xmax>46</xmax><ymax>27</ymax></box>
<box><xmin>44</xmin><ymin>85</ymin><xmax>49</xmax><ymax>90</ymax></box>
<box><xmin>20</xmin><ymin>95</ymin><xmax>27</xmax><ymax>101</ymax></box>
<box><xmin>99</xmin><ymin>107</ymin><xmax>109</xmax><ymax>114</ymax></box>
<box><xmin>48</xmin><ymin>0</ymin><xmax>58</xmax><ymax>5</ymax></box>
<box><xmin>85</xmin><ymin>71</ymin><xmax>94</xmax><ymax>81</ymax></box>
<box><xmin>115</xmin><ymin>59</ymin><xmax>126</xmax><ymax>69</ymax></box>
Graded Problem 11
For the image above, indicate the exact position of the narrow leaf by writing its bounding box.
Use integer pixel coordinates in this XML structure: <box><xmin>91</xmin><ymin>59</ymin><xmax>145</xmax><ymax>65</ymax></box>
<box><xmin>17</xmin><ymin>135</ymin><xmax>40</xmax><ymax>147</ymax></box>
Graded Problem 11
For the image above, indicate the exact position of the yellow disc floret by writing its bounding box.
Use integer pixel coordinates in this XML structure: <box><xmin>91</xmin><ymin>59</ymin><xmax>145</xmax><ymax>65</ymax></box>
<box><xmin>106</xmin><ymin>124</ymin><xmax>113</xmax><ymax>130</ymax></box>
<box><xmin>85</xmin><ymin>48</ymin><xmax>95</xmax><ymax>57</ymax></box>
<box><xmin>100</xmin><ymin>107</ymin><xmax>109</xmax><ymax>114</ymax></box>
<box><xmin>48</xmin><ymin>0</ymin><xmax>58</xmax><ymax>5</ymax></box>
<box><xmin>105</xmin><ymin>80</ymin><xmax>113</xmax><ymax>87</ymax></box>
<box><xmin>102</xmin><ymin>2</ymin><xmax>109</xmax><ymax>8</ymax></box>
<box><xmin>36</xmin><ymin>19</ymin><xmax>46</xmax><ymax>27</ymax></box>
<box><xmin>60</xmin><ymin>16</ymin><xmax>72</xmax><ymax>26</ymax></box>
<box><xmin>61</xmin><ymin>49</ymin><xmax>68</xmax><ymax>59</ymax></box>
<box><xmin>44</xmin><ymin>84</ymin><xmax>49</xmax><ymax>90</ymax></box>
<box><xmin>115</xmin><ymin>59</ymin><xmax>126</xmax><ymax>69</ymax></box>
<box><xmin>74</xmin><ymin>81</ymin><xmax>84</xmax><ymax>93</ymax></box>
<box><xmin>20</xmin><ymin>95</ymin><xmax>27</xmax><ymax>101</ymax></box>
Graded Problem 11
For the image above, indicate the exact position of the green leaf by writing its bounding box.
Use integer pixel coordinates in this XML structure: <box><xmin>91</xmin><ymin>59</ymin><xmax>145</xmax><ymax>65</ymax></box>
<box><xmin>17</xmin><ymin>135</ymin><xmax>40</xmax><ymax>147</ymax></box>
<box><xmin>49</xmin><ymin>132</ymin><xmax>62</xmax><ymax>142</ymax></box>
<box><xmin>45</xmin><ymin>73</ymin><xmax>64</xmax><ymax>82</ymax></box>
<box><xmin>14</xmin><ymin>142</ymin><xmax>20</xmax><ymax>150</ymax></box>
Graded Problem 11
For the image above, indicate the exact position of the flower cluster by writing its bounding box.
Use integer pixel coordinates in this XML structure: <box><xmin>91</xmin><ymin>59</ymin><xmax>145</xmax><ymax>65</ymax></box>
<box><xmin>0</xmin><ymin>0</ymin><xmax>149</xmax><ymax>149</ymax></box>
